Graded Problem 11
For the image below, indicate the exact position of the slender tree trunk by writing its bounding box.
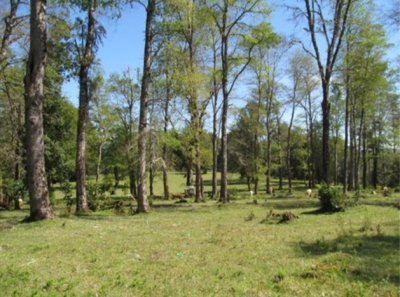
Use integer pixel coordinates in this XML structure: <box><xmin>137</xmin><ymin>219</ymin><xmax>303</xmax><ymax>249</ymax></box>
<box><xmin>24</xmin><ymin>0</ymin><xmax>54</xmax><ymax>221</ymax></box>
<box><xmin>128</xmin><ymin>157</ymin><xmax>137</xmax><ymax>196</ymax></box>
<box><xmin>363</xmin><ymin>131</ymin><xmax>369</xmax><ymax>189</ymax></box>
<box><xmin>211</xmin><ymin>87</ymin><xmax>219</xmax><ymax>199</ymax></box>
<box><xmin>343</xmin><ymin>67</ymin><xmax>350</xmax><ymax>194</ymax></box>
<box><xmin>321</xmin><ymin>83</ymin><xmax>331</xmax><ymax>185</ymax></box>
<box><xmin>0</xmin><ymin>0</ymin><xmax>21</xmax><ymax>68</ymax></box>
<box><xmin>186</xmin><ymin>166</ymin><xmax>192</xmax><ymax>186</ymax></box>
<box><xmin>113</xmin><ymin>166</ymin><xmax>120</xmax><ymax>187</ymax></box>
<box><xmin>149</xmin><ymin>127</ymin><xmax>155</xmax><ymax>196</ymax></box>
<box><xmin>75</xmin><ymin>0</ymin><xmax>96</xmax><ymax>213</ymax></box>
<box><xmin>95</xmin><ymin>142</ymin><xmax>104</xmax><ymax>198</ymax></box>
<box><xmin>220</xmin><ymin>62</ymin><xmax>229</xmax><ymax>202</ymax></box>
<box><xmin>309</xmin><ymin>109</ymin><xmax>316</xmax><ymax>187</ymax></box>
<box><xmin>265</xmin><ymin>133</ymin><xmax>271</xmax><ymax>194</ymax></box>
<box><xmin>287</xmin><ymin>100</ymin><xmax>296</xmax><ymax>194</ymax></box>
<box><xmin>162</xmin><ymin>73</ymin><xmax>171</xmax><ymax>200</ymax></box>
<box><xmin>136</xmin><ymin>0</ymin><xmax>155</xmax><ymax>213</ymax></box>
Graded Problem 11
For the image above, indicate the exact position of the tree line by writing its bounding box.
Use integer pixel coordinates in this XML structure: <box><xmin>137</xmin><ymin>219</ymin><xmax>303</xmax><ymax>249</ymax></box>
<box><xmin>0</xmin><ymin>0</ymin><xmax>398</xmax><ymax>220</ymax></box>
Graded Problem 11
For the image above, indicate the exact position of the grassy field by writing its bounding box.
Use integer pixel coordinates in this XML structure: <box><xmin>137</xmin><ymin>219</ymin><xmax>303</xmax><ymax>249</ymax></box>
<box><xmin>0</xmin><ymin>173</ymin><xmax>399</xmax><ymax>296</ymax></box>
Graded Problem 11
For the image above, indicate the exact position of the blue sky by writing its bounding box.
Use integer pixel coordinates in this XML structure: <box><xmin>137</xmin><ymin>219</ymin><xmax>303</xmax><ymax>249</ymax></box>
<box><xmin>62</xmin><ymin>1</ymin><xmax>399</xmax><ymax>107</ymax></box>
<box><xmin>62</xmin><ymin>2</ymin><xmax>296</xmax><ymax>105</ymax></box>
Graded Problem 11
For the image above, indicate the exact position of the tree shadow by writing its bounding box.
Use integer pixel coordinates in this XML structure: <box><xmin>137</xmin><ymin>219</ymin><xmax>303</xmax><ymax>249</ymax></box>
<box><xmin>297</xmin><ymin>233</ymin><xmax>400</xmax><ymax>285</ymax></box>
<box><xmin>0</xmin><ymin>219</ymin><xmax>20</xmax><ymax>230</ymax></box>
<box><xmin>261</xmin><ymin>199</ymin><xmax>319</xmax><ymax>210</ymax></box>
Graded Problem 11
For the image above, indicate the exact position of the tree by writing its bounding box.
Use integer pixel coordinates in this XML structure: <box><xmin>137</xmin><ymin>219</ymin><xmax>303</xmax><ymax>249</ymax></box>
<box><xmin>249</xmin><ymin>34</ymin><xmax>286</xmax><ymax>193</ymax></box>
<box><xmin>24</xmin><ymin>0</ymin><xmax>54</xmax><ymax>220</ymax></box>
<box><xmin>107</xmin><ymin>69</ymin><xmax>140</xmax><ymax>197</ymax></box>
<box><xmin>340</xmin><ymin>2</ymin><xmax>393</xmax><ymax>191</ymax></box>
<box><xmin>73</xmin><ymin>0</ymin><xmax>106</xmax><ymax>213</ymax></box>
<box><xmin>88</xmin><ymin>71</ymin><xmax>119</xmax><ymax>195</ymax></box>
<box><xmin>160</xmin><ymin>0</ymin><xmax>213</xmax><ymax>202</ymax></box>
<box><xmin>295</xmin><ymin>0</ymin><xmax>354</xmax><ymax>186</ymax></box>
<box><xmin>136</xmin><ymin>0</ymin><xmax>157</xmax><ymax>213</ymax></box>
<box><xmin>209</xmin><ymin>0</ymin><xmax>274</xmax><ymax>202</ymax></box>
<box><xmin>0</xmin><ymin>0</ymin><xmax>24</xmax><ymax>70</ymax></box>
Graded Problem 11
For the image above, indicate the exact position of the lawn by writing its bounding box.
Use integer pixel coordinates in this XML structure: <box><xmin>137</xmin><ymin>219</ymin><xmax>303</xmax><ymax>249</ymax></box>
<box><xmin>0</xmin><ymin>175</ymin><xmax>399</xmax><ymax>296</ymax></box>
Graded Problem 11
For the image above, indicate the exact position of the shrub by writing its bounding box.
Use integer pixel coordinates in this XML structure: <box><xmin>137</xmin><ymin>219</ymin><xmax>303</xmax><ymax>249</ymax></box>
<box><xmin>318</xmin><ymin>183</ymin><xmax>345</xmax><ymax>212</ymax></box>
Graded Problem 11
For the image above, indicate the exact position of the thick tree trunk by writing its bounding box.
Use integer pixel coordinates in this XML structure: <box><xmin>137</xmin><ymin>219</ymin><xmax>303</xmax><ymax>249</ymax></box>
<box><xmin>24</xmin><ymin>0</ymin><xmax>54</xmax><ymax>221</ymax></box>
<box><xmin>136</xmin><ymin>0</ymin><xmax>155</xmax><ymax>214</ymax></box>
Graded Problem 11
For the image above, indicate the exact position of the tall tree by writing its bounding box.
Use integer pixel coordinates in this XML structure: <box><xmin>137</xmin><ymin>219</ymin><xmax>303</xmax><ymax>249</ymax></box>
<box><xmin>0</xmin><ymin>0</ymin><xmax>24</xmax><ymax>70</ymax></box>
<box><xmin>24</xmin><ymin>0</ymin><xmax>54</xmax><ymax>220</ymax></box>
<box><xmin>73</xmin><ymin>0</ymin><xmax>106</xmax><ymax>213</ymax></box>
<box><xmin>107</xmin><ymin>69</ymin><xmax>140</xmax><ymax>197</ymax></box>
<box><xmin>296</xmin><ymin>0</ymin><xmax>354</xmax><ymax>186</ymax></box>
<box><xmin>136</xmin><ymin>0</ymin><xmax>157</xmax><ymax>213</ymax></box>
<box><xmin>340</xmin><ymin>2</ymin><xmax>392</xmax><ymax>191</ymax></box>
<box><xmin>209</xmin><ymin>0</ymin><xmax>273</xmax><ymax>202</ymax></box>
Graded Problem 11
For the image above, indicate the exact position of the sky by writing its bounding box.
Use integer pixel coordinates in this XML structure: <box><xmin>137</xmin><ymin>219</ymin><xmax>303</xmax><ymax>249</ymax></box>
<box><xmin>61</xmin><ymin>2</ymin><xmax>297</xmax><ymax>105</ymax></box>
<box><xmin>62</xmin><ymin>1</ymin><xmax>399</xmax><ymax>107</ymax></box>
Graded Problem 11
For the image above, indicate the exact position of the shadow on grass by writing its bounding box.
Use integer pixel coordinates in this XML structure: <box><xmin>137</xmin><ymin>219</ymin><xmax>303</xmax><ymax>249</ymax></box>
<box><xmin>261</xmin><ymin>199</ymin><xmax>319</xmax><ymax>210</ymax></box>
<box><xmin>298</xmin><ymin>234</ymin><xmax>400</xmax><ymax>285</ymax></box>
<box><xmin>152</xmin><ymin>203</ymin><xmax>193</xmax><ymax>209</ymax></box>
<box><xmin>0</xmin><ymin>219</ymin><xmax>21</xmax><ymax>230</ymax></box>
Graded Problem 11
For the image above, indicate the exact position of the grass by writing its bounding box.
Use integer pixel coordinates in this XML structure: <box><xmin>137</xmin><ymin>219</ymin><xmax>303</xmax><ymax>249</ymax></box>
<box><xmin>0</xmin><ymin>174</ymin><xmax>399</xmax><ymax>296</ymax></box>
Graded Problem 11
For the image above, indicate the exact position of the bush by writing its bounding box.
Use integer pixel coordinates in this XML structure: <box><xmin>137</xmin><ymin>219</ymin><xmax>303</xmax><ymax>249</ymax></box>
<box><xmin>318</xmin><ymin>183</ymin><xmax>345</xmax><ymax>212</ymax></box>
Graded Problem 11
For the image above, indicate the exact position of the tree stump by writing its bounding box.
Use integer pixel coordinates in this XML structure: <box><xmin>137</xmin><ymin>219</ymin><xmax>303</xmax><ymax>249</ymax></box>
<box><xmin>279</xmin><ymin>211</ymin><xmax>299</xmax><ymax>223</ymax></box>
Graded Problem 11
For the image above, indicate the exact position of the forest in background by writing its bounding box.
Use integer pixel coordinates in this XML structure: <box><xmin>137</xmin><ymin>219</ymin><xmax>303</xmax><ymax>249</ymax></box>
<box><xmin>0</xmin><ymin>0</ymin><xmax>399</xmax><ymax>219</ymax></box>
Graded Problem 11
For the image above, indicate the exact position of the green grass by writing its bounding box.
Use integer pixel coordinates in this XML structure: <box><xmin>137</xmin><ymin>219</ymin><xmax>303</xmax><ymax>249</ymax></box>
<box><xmin>1</xmin><ymin>175</ymin><xmax>399</xmax><ymax>296</ymax></box>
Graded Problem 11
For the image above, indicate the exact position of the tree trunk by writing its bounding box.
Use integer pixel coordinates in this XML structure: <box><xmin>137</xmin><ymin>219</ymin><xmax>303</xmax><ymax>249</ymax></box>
<box><xmin>211</xmin><ymin>91</ymin><xmax>219</xmax><ymax>199</ymax></box>
<box><xmin>113</xmin><ymin>166</ymin><xmax>120</xmax><ymax>187</ymax></box>
<box><xmin>136</xmin><ymin>0</ymin><xmax>155</xmax><ymax>214</ymax></box>
<box><xmin>219</xmin><ymin>68</ymin><xmax>229</xmax><ymax>203</ymax></box>
<box><xmin>24</xmin><ymin>0</ymin><xmax>54</xmax><ymax>221</ymax></box>
<box><xmin>343</xmin><ymin>65</ymin><xmax>350</xmax><ymax>194</ymax></box>
<box><xmin>95</xmin><ymin>142</ymin><xmax>104</xmax><ymax>198</ymax></box>
<box><xmin>76</xmin><ymin>0</ymin><xmax>96</xmax><ymax>213</ymax></box>
<box><xmin>128</xmin><ymin>157</ymin><xmax>137</xmax><ymax>196</ymax></box>
<box><xmin>211</xmin><ymin>49</ymin><xmax>219</xmax><ymax>199</ymax></box>
<box><xmin>321</xmin><ymin>84</ymin><xmax>331</xmax><ymax>185</ymax></box>
<box><xmin>287</xmin><ymin>98</ymin><xmax>297</xmax><ymax>194</ymax></box>
<box><xmin>162</xmin><ymin>72</ymin><xmax>171</xmax><ymax>200</ymax></box>
<box><xmin>0</xmin><ymin>0</ymin><xmax>21</xmax><ymax>68</ymax></box>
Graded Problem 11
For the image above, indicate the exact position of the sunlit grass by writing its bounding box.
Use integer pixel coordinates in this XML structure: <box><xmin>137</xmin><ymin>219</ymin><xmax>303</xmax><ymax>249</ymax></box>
<box><xmin>1</xmin><ymin>174</ymin><xmax>399</xmax><ymax>296</ymax></box>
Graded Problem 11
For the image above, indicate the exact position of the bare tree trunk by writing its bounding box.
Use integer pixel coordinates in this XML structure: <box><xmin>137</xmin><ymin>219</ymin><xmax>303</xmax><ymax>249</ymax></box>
<box><xmin>301</xmin><ymin>0</ymin><xmax>354</xmax><ymax>186</ymax></box>
<box><xmin>343</xmin><ymin>66</ymin><xmax>350</xmax><ymax>194</ymax></box>
<box><xmin>24</xmin><ymin>0</ymin><xmax>54</xmax><ymax>221</ymax></box>
<box><xmin>162</xmin><ymin>72</ymin><xmax>171</xmax><ymax>200</ymax></box>
<box><xmin>321</xmin><ymin>84</ymin><xmax>331</xmax><ymax>185</ymax></box>
<box><xmin>128</xmin><ymin>157</ymin><xmax>137</xmax><ymax>196</ymax></box>
<box><xmin>136</xmin><ymin>0</ymin><xmax>156</xmax><ymax>214</ymax></box>
<box><xmin>0</xmin><ymin>0</ymin><xmax>22</xmax><ymax>69</ymax></box>
<box><xmin>76</xmin><ymin>0</ymin><xmax>96</xmax><ymax>213</ymax></box>
<box><xmin>95</xmin><ymin>142</ymin><xmax>104</xmax><ymax>198</ymax></box>
<box><xmin>211</xmin><ymin>86</ymin><xmax>219</xmax><ymax>199</ymax></box>
<box><xmin>220</xmin><ymin>61</ymin><xmax>229</xmax><ymax>202</ymax></box>
<box><xmin>287</xmin><ymin>99</ymin><xmax>297</xmax><ymax>194</ymax></box>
